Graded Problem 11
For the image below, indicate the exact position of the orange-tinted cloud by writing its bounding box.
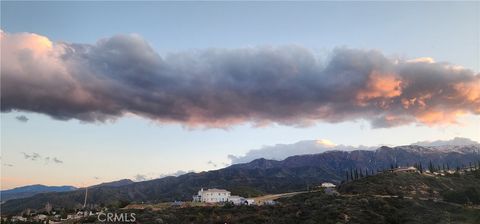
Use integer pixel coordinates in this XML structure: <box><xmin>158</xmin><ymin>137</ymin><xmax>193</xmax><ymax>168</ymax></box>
<box><xmin>357</xmin><ymin>71</ymin><xmax>402</xmax><ymax>104</ymax></box>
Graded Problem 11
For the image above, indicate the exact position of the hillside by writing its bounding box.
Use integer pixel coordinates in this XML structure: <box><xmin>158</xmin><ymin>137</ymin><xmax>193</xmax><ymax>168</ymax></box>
<box><xmin>2</xmin><ymin>144</ymin><xmax>479</xmax><ymax>214</ymax></box>
<box><xmin>124</xmin><ymin>170</ymin><xmax>480</xmax><ymax>224</ymax></box>
<box><xmin>339</xmin><ymin>170</ymin><xmax>480</xmax><ymax>205</ymax></box>
<box><xmin>89</xmin><ymin>179</ymin><xmax>134</xmax><ymax>188</ymax></box>
<box><xmin>0</xmin><ymin>185</ymin><xmax>77</xmax><ymax>203</ymax></box>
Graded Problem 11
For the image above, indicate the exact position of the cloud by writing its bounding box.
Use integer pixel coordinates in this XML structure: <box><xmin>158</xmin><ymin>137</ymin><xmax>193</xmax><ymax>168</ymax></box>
<box><xmin>52</xmin><ymin>157</ymin><xmax>63</xmax><ymax>163</ymax></box>
<box><xmin>158</xmin><ymin>170</ymin><xmax>194</xmax><ymax>178</ymax></box>
<box><xmin>2</xmin><ymin>31</ymin><xmax>479</xmax><ymax>128</ymax></box>
<box><xmin>20</xmin><ymin>152</ymin><xmax>63</xmax><ymax>165</ymax></box>
<box><xmin>207</xmin><ymin>160</ymin><xmax>218</xmax><ymax>168</ymax></box>
<box><xmin>228</xmin><ymin>139</ymin><xmax>376</xmax><ymax>164</ymax></box>
<box><xmin>133</xmin><ymin>170</ymin><xmax>195</xmax><ymax>181</ymax></box>
<box><xmin>15</xmin><ymin>115</ymin><xmax>29</xmax><ymax>122</ymax></box>
<box><xmin>133</xmin><ymin>174</ymin><xmax>148</xmax><ymax>182</ymax></box>
<box><xmin>3</xmin><ymin>163</ymin><xmax>14</xmax><ymax>167</ymax></box>
<box><xmin>413</xmin><ymin>137</ymin><xmax>479</xmax><ymax>147</ymax></box>
<box><xmin>22</xmin><ymin>152</ymin><xmax>41</xmax><ymax>161</ymax></box>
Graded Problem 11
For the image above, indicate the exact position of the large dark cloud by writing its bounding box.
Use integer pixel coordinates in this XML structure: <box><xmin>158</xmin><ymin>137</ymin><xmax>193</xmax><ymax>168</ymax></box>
<box><xmin>1</xmin><ymin>31</ymin><xmax>479</xmax><ymax>128</ymax></box>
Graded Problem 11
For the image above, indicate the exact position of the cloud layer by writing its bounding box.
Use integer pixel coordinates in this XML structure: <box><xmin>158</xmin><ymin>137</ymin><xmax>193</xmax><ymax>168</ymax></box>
<box><xmin>2</xmin><ymin>31</ymin><xmax>479</xmax><ymax>128</ymax></box>
<box><xmin>228</xmin><ymin>140</ymin><xmax>376</xmax><ymax>164</ymax></box>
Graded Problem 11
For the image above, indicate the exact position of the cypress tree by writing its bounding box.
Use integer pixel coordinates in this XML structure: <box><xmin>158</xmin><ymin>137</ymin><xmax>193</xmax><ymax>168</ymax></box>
<box><xmin>428</xmin><ymin>160</ymin><xmax>434</xmax><ymax>173</ymax></box>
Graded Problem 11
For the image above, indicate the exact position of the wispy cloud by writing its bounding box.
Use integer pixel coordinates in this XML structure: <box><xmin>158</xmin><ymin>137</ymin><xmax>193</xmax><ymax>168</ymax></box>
<box><xmin>207</xmin><ymin>160</ymin><xmax>218</xmax><ymax>168</ymax></box>
<box><xmin>15</xmin><ymin>115</ymin><xmax>29</xmax><ymax>122</ymax></box>
<box><xmin>22</xmin><ymin>152</ymin><xmax>41</xmax><ymax>161</ymax></box>
<box><xmin>132</xmin><ymin>170</ymin><xmax>194</xmax><ymax>182</ymax></box>
<box><xmin>52</xmin><ymin>157</ymin><xmax>63</xmax><ymax>163</ymax></box>
<box><xmin>20</xmin><ymin>152</ymin><xmax>63</xmax><ymax>165</ymax></box>
<box><xmin>133</xmin><ymin>174</ymin><xmax>148</xmax><ymax>182</ymax></box>
<box><xmin>2</xmin><ymin>31</ymin><xmax>479</xmax><ymax>128</ymax></box>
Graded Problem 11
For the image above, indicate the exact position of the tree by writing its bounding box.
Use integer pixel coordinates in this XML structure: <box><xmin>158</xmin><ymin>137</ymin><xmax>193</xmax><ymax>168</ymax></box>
<box><xmin>428</xmin><ymin>160</ymin><xmax>435</xmax><ymax>173</ymax></box>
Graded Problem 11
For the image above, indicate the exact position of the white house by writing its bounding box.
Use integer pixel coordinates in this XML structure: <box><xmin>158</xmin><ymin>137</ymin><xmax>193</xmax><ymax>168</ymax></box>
<box><xmin>321</xmin><ymin>182</ymin><xmax>336</xmax><ymax>188</ymax></box>
<box><xmin>392</xmin><ymin>166</ymin><xmax>417</xmax><ymax>173</ymax></box>
<box><xmin>193</xmin><ymin>188</ymin><xmax>231</xmax><ymax>203</ymax></box>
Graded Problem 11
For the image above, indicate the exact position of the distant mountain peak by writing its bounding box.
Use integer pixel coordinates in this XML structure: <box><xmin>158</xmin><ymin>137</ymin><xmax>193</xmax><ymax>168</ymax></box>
<box><xmin>412</xmin><ymin>137</ymin><xmax>479</xmax><ymax>147</ymax></box>
<box><xmin>89</xmin><ymin>179</ymin><xmax>134</xmax><ymax>188</ymax></box>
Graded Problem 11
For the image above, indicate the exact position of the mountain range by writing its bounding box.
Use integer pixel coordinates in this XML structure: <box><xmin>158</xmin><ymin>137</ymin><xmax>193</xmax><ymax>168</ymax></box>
<box><xmin>2</xmin><ymin>143</ymin><xmax>480</xmax><ymax>214</ymax></box>
<box><xmin>0</xmin><ymin>185</ymin><xmax>77</xmax><ymax>203</ymax></box>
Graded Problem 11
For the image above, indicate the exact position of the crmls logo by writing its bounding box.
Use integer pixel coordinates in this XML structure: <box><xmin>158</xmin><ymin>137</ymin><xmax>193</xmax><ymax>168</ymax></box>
<box><xmin>97</xmin><ymin>212</ymin><xmax>136</xmax><ymax>223</ymax></box>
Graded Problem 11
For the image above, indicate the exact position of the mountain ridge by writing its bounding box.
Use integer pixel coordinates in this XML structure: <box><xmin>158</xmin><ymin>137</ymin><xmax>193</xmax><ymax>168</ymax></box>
<box><xmin>0</xmin><ymin>184</ymin><xmax>77</xmax><ymax>203</ymax></box>
<box><xmin>2</xmin><ymin>144</ymin><xmax>480</xmax><ymax>214</ymax></box>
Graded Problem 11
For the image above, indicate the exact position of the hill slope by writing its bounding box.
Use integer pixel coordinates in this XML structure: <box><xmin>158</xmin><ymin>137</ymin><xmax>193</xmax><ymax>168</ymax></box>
<box><xmin>127</xmin><ymin>170</ymin><xmax>480</xmax><ymax>224</ymax></box>
<box><xmin>0</xmin><ymin>185</ymin><xmax>77</xmax><ymax>203</ymax></box>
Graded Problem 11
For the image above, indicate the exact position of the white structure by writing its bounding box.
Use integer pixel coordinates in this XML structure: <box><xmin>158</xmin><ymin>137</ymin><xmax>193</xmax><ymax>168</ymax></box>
<box><xmin>34</xmin><ymin>214</ymin><xmax>48</xmax><ymax>221</ymax></box>
<box><xmin>227</xmin><ymin>195</ymin><xmax>243</xmax><ymax>205</ymax></box>
<box><xmin>11</xmin><ymin>216</ymin><xmax>27</xmax><ymax>222</ymax></box>
<box><xmin>321</xmin><ymin>182</ymin><xmax>336</xmax><ymax>188</ymax></box>
<box><xmin>193</xmin><ymin>188</ymin><xmax>231</xmax><ymax>203</ymax></box>
<box><xmin>392</xmin><ymin>166</ymin><xmax>417</xmax><ymax>173</ymax></box>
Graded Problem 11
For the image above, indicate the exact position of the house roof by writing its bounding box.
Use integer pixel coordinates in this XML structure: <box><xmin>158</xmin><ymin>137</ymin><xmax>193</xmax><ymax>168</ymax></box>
<box><xmin>203</xmin><ymin>188</ymin><xmax>230</xmax><ymax>193</ymax></box>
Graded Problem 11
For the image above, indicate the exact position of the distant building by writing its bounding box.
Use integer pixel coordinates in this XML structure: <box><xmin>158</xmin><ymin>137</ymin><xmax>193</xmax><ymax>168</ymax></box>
<box><xmin>321</xmin><ymin>182</ymin><xmax>336</xmax><ymax>188</ymax></box>
<box><xmin>171</xmin><ymin>201</ymin><xmax>184</xmax><ymax>207</ymax></box>
<box><xmin>262</xmin><ymin>200</ymin><xmax>277</xmax><ymax>205</ymax></box>
<box><xmin>227</xmin><ymin>195</ymin><xmax>245</xmax><ymax>205</ymax></box>
<box><xmin>34</xmin><ymin>214</ymin><xmax>48</xmax><ymax>221</ymax></box>
<box><xmin>391</xmin><ymin>167</ymin><xmax>417</xmax><ymax>173</ymax></box>
<box><xmin>192</xmin><ymin>188</ymin><xmax>255</xmax><ymax>205</ymax></box>
<box><xmin>193</xmin><ymin>188</ymin><xmax>231</xmax><ymax>203</ymax></box>
<box><xmin>11</xmin><ymin>216</ymin><xmax>27</xmax><ymax>222</ymax></box>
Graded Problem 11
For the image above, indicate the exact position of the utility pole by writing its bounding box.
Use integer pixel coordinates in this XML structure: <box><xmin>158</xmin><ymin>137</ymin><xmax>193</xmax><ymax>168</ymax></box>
<box><xmin>83</xmin><ymin>186</ymin><xmax>88</xmax><ymax>209</ymax></box>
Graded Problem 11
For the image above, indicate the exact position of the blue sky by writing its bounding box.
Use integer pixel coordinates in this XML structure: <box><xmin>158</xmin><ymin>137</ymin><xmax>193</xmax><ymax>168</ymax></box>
<box><xmin>1</xmin><ymin>1</ymin><xmax>479</xmax><ymax>189</ymax></box>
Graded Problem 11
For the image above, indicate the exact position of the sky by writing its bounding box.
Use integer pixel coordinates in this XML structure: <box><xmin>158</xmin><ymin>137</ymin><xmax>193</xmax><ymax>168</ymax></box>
<box><xmin>1</xmin><ymin>1</ymin><xmax>479</xmax><ymax>190</ymax></box>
